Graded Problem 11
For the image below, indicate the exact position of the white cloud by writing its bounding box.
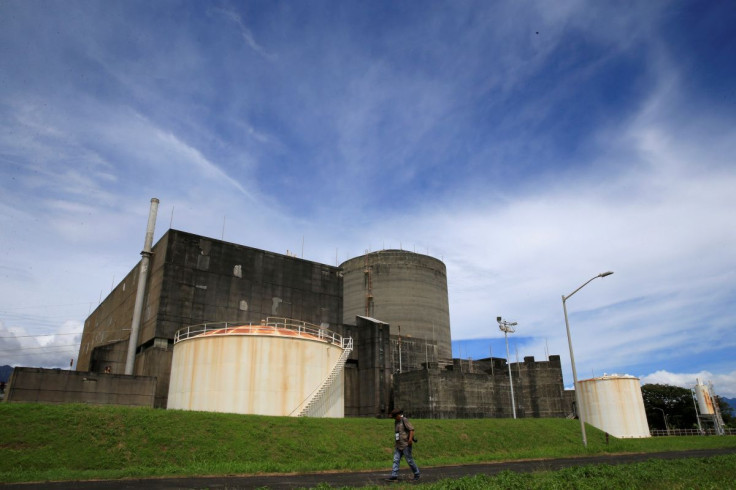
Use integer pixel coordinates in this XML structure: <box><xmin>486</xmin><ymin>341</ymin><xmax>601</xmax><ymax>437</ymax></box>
<box><xmin>0</xmin><ymin>320</ymin><xmax>82</xmax><ymax>369</ymax></box>
<box><xmin>0</xmin><ymin>1</ymin><xmax>732</xmax><ymax>394</ymax></box>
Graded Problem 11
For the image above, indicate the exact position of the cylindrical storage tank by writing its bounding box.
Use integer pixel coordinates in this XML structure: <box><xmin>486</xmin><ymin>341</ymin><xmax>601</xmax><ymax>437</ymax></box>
<box><xmin>694</xmin><ymin>379</ymin><xmax>715</xmax><ymax>415</ymax></box>
<box><xmin>340</xmin><ymin>250</ymin><xmax>452</xmax><ymax>359</ymax></box>
<box><xmin>577</xmin><ymin>375</ymin><xmax>650</xmax><ymax>438</ymax></box>
<box><xmin>167</xmin><ymin>322</ymin><xmax>348</xmax><ymax>417</ymax></box>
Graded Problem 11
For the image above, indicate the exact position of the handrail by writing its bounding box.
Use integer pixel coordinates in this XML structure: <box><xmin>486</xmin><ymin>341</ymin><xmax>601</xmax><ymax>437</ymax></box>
<box><xmin>173</xmin><ymin>317</ymin><xmax>350</xmax><ymax>350</ymax></box>
<box><xmin>650</xmin><ymin>428</ymin><xmax>736</xmax><ymax>437</ymax></box>
<box><xmin>294</xmin><ymin>342</ymin><xmax>354</xmax><ymax>417</ymax></box>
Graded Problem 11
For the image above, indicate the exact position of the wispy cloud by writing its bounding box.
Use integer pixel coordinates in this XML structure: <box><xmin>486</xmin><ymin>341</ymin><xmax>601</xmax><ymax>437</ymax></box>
<box><xmin>0</xmin><ymin>1</ymin><xmax>733</xmax><ymax>397</ymax></box>
<box><xmin>210</xmin><ymin>6</ymin><xmax>274</xmax><ymax>60</ymax></box>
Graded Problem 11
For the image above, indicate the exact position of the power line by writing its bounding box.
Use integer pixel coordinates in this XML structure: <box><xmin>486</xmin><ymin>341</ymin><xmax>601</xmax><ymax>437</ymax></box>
<box><xmin>0</xmin><ymin>324</ymin><xmax>130</xmax><ymax>339</ymax></box>
<box><xmin>2</xmin><ymin>347</ymin><xmax>80</xmax><ymax>356</ymax></box>
<box><xmin>0</xmin><ymin>332</ymin><xmax>82</xmax><ymax>339</ymax></box>
<box><xmin>0</xmin><ymin>343</ymin><xmax>80</xmax><ymax>353</ymax></box>
<box><xmin>0</xmin><ymin>302</ymin><xmax>96</xmax><ymax>311</ymax></box>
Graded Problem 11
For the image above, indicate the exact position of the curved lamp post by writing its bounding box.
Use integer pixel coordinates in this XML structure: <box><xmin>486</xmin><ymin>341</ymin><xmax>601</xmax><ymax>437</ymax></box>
<box><xmin>562</xmin><ymin>271</ymin><xmax>613</xmax><ymax>448</ymax></box>
<box><xmin>653</xmin><ymin>407</ymin><xmax>670</xmax><ymax>435</ymax></box>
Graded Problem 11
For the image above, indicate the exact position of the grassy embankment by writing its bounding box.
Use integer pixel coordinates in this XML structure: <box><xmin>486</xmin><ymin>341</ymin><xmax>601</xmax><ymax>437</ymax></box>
<box><xmin>1</xmin><ymin>402</ymin><xmax>735</xmax><ymax>484</ymax></box>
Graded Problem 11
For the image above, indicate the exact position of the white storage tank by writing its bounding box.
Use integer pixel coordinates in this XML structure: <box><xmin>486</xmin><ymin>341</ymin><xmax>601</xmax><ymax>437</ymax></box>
<box><xmin>577</xmin><ymin>374</ymin><xmax>650</xmax><ymax>438</ymax></box>
<box><xmin>167</xmin><ymin>318</ymin><xmax>352</xmax><ymax>417</ymax></box>
<box><xmin>694</xmin><ymin>379</ymin><xmax>715</xmax><ymax>415</ymax></box>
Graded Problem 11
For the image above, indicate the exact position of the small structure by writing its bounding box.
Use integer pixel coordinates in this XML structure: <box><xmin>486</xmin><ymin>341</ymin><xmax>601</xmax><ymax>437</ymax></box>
<box><xmin>167</xmin><ymin>317</ymin><xmax>352</xmax><ymax>417</ymax></box>
<box><xmin>4</xmin><ymin>367</ymin><xmax>156</xmax><ymax>407</ymax></box>
<box><xmin>577</xmin><ymin>374</ymin><xmax>650</xmax><ymax>438</ymax></box>
<box><xmin>694</xmin><ymin>379</ymin><xmax>726</xmax><ymax>435</ymax></box>
<box><xmin>393</xmin><ymin>355</ymin><xmax>569</xmax><ymax>419</ymax></box>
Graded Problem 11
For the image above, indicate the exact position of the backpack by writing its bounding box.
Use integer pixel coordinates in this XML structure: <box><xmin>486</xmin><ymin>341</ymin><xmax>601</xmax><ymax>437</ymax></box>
<box><xmin>403</xmin><ymin>418</ymin><xmax>418</xmax><ymax>443</ymax></box>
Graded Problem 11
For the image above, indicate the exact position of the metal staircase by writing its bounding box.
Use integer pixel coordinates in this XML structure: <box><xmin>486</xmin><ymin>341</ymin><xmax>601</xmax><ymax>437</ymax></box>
<box><xmin>296</xmin><ymin>338</ymin><xmax>353</xmax><ymax>417</ymax></box>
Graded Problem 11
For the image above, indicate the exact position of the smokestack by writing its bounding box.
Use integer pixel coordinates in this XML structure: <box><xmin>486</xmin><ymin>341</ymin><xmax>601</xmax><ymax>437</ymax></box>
<box><xmin>125</xmin><ymin>198</ymin><xmax>160</xmax><ymax>375</ymax></box>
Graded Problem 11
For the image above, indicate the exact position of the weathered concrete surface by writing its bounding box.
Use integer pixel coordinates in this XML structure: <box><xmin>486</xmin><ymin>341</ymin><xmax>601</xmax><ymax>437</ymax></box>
<box><xmin>336</xmin><ymin>316</ymin><xmax>393</xmax><ymax>417</ymax></box>
<box><xmin>78</xmin><ymin>229</ymin><xmax>343</xmax><ymax>408</ymax></box>
<box><xmin>75</xmin><ymin>231</ymin><xmax>571</xmax><ymax>418</ymax></box>
<box><xmin>394</xmin><ymin>355</ymin><xmax>569</xmax><ymax>419</ymax></box>
<box><xmin>5</xmin><ymin>367</ymin><xmax>156</xmax><ymax>407</ymax></box>
<box><xmin>341</xmin><ymin>250</ymin><xmax>452</xmax><ymax>359</ymax></box>
<box><xmin>3</xmin><ymin>448</ymin><xmax>734</xmax><ymax>489</ymax></box>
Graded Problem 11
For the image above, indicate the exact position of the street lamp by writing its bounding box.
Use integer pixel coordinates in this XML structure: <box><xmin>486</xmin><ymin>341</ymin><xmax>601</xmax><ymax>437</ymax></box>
<box><xmin>653</xmin><ymin>407</ymin><xmax>670</xmax><ymax>435</ymax></box>
<box><xmin>562</xmin><ymin>271</ymin><xmax>613</xmax><ymax>448</ymax></box>
<box><xmin>497</xmin><ymin>316</ymin><xmax>518</xmax><ymax>419</ymax></box>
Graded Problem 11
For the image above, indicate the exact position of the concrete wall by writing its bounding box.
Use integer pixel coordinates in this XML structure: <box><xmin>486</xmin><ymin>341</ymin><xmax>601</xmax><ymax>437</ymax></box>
<box><xmin>154</xmin><ymin>231</ymin><xmax>343</xmax><ymax>340</ymax></box>
<box><xmin>394</xmin><ymin>355</ymin><xmax>567</xmax><ymax>419</ymax></box>
<box><xmin>341</xmin><ymin>250</ymin><xmax>452</xmax><ymax>359</ymax></box>
<box><xmin>88</xmin><ymin>340</ymin><xmax>129</xmax><ymax>375</ymax></box>
<box><xmin>514</xmin><ymin>355</ymin><xmax>567</xmax><ymax>418</ymax></box>
<box><xmin>564</xmin><ymin>389</ymin><xmax>577</xmax><ymax>416</ymax></box>
<box><xmin>390</xmin><ymin>335</ymin><xmax>440</xmax><ymax>373</ymax></box>
<box><xmin>77</xmin><ymin>231</ymin><xmax>170</xmax><ymax>373</ymax></box>
<box><xmin>78</xmin><ymin>229</ymin><xmax>343</xmax><ymax>408</ymax></box>
<box><xmin>5</xmin><ymin>367</ymin><xmax>156</xmax><ymax>407</ymax></box>
<box><xmin>336</xmin><ymin>316</ymin><xmax>393</xmax><ymax>417</ymax></box>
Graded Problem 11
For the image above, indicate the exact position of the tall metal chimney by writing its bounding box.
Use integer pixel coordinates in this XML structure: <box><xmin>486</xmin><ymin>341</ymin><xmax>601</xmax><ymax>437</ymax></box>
<box><xmin>124</xmin><ymin>198</ymin><xmax>159</xmax><ymax>375</ymax></box>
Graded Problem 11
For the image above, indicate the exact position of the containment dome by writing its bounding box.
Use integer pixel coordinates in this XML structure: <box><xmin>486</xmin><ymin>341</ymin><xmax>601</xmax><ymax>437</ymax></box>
<box><xmin>167</xmin><ymin>318</ymin><xmax>353</xmax><ymax>417</ymax></box>
<box><xmin>577</xmin><ymin>374</ymin><xmax>650</xmax><ymax>438</ymax></box>
<box><xmin>340</xmin><ymin>250</ymin><xmax>452</xmax><ymax>359</ymax></box>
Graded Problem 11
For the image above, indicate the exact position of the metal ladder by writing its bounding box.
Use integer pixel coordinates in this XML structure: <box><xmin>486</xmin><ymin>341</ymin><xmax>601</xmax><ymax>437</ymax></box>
<box><xmin>296</xmin><ymin>339</ymin><xmax>353</xmax><ymax>417</ymax></box>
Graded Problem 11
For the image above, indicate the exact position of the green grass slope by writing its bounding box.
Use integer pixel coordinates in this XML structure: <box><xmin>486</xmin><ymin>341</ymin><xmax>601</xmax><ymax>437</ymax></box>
<box><xmin>1</xmin><ymin>403</ymin><xmax>735</xmax><ymax>483</ymax></box>
<box><xmin>426</xmin><ymin>455</ymin><xmax>736</xmax><ymax>490</ymax></box>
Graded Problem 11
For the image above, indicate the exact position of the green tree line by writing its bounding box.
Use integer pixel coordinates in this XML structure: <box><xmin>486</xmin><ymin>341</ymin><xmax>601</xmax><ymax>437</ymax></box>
<box><xmin>641</xmin><ymin>384</ymin><xmax>734</xmax><ymax>430</ymax></box>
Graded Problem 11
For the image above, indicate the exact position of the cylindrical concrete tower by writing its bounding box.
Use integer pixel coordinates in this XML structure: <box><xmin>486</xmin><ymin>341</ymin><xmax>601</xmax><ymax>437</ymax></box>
<box><xmin>340</xmin><ymin>250</ymin><xmax>452</xmax><ymax>359</ymax></box>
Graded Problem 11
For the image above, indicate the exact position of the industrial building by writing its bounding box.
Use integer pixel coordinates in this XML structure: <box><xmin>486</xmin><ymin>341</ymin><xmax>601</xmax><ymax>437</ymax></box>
<box><xmin>73</xmin><ymin>227</ymin><xmax>571</xmax><ymax>418</ymax></box>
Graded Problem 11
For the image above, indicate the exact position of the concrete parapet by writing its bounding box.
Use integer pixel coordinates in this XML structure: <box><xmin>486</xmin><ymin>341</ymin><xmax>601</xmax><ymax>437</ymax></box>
<box><xmin>394</xmin><ymin>355</ymin><xmax>567</xmax><ymax>419</ymax></box>
<box><xmin>5</xmin><ymin>367</ymin><xmax>157</xmax><ymax>407</ymax></box>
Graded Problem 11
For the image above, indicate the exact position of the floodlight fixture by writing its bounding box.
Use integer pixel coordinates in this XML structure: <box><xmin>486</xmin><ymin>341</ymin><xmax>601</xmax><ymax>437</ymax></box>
<box><xmin>497</xmin><ymin>317</ymin><xmax>517</xmax><ymax>334</ymax></box>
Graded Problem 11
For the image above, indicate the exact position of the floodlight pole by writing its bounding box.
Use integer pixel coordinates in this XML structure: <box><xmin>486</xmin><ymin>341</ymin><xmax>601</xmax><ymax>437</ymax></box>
<box><xmin>562</xmin><ymin>271</ymin><xmax>613</xmax><ymax>448</ymax></box>
<box><xmin>497</xmin><ymin>317</ymin><xmax>518</xmax><ymax>419</ymax></box>
<box><xmin>504</xmin><ymin>329</ymin><xmax>516</xmax><ymax>419</ymax></box>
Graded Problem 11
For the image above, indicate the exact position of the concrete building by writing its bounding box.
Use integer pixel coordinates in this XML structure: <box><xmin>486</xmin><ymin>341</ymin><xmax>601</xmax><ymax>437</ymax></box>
<box><xmin>394</xmin><ymin>356</ymin><xmax>570</xmax><ymax>419</ymax></box>
<box><xmin>74</xmin><ymin>228</ymin><xmax>569</xmax><ymax>418</ymax></box>
<box><xmin>78</xmin><ymin>229</ymin><xmax>344</xmax><ymax>408</ymax></box>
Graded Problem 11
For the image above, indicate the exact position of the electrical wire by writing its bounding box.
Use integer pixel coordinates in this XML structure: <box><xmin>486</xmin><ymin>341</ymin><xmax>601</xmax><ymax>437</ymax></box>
<box><xmin>0</xmin><ymin>332</ymin><xmax>82</xmax><ymax>339</ymax></box>
<box><xmin>0</xmin><ymin>344</ymin><xmax>80</xmax><ymax>353</ymax></box>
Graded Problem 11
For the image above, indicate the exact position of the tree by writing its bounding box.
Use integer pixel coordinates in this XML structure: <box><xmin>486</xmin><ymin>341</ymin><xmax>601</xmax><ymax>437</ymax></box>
<box><xmin>716</xmin><ymin>397</ymin><xmax>734</xmax><ymax>428</ymax></box>
<box><xmin>640</xmin><ymin>384</ymin><xmax>698</xmax><ymax>430</ymax></box>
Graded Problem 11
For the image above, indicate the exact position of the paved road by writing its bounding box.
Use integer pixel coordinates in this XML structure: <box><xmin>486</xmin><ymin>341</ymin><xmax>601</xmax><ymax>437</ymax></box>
<box><xmin>3</xmin><ymin>448</ymin><xmax>735</xmax><ymax>489</ymax></box>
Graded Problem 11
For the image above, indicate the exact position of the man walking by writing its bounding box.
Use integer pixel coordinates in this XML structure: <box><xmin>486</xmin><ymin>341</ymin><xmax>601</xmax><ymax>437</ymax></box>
<box><xmin>387</xmin><ymin>408</ymin><xmax>420</xmax><ymax>481</ymax></box>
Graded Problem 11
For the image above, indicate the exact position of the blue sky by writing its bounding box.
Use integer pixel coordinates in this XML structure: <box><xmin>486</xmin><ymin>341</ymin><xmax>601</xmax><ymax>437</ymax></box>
<box><xmin>1</xmin><ymin>1</ymin><xmax>735</xmax><ymax>396</ymax></box>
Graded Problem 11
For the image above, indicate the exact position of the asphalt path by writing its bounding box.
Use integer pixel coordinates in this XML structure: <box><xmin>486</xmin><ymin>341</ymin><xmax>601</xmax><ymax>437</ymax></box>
<box><xmin>3</xmin><ymin>447</ymin><xmax>735</xmax><ymax>490</ymax></box>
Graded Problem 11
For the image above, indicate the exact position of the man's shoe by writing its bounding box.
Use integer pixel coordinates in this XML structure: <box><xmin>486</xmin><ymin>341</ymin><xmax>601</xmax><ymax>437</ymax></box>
<box><xmin>386</xmin><ymin>476</ymin><xmax>398</xmax><ymax>481</ymax></box>
<box><xmin>413</xmin><ymin>474</ymin><xmax>421</xmax><ymax>481</ymax></box>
